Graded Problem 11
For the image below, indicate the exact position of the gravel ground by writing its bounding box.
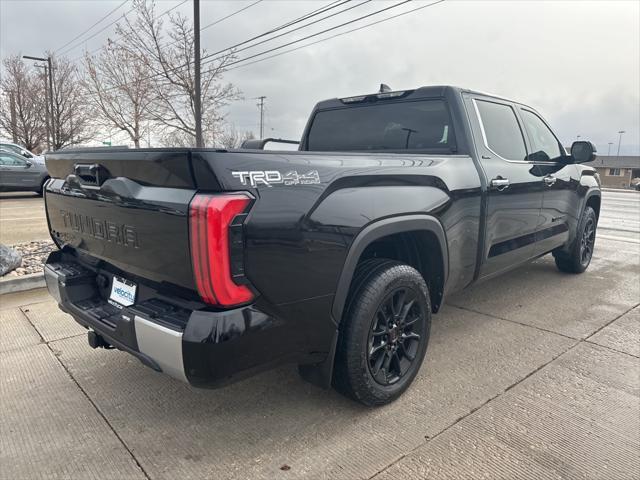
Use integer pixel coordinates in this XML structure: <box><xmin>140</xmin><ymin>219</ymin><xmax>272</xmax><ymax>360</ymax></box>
<box><xmin>4</xmin><ymin>240</ymin><xmax>56</xmax><ymax>277</ymax></box>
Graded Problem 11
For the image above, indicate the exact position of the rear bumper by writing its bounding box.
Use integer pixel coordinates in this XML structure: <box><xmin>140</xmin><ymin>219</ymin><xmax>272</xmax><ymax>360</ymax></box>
<box><xmin>44</xmin><ymin>251</ymin><xmax>287</xmax><ymax>388</ymax></box>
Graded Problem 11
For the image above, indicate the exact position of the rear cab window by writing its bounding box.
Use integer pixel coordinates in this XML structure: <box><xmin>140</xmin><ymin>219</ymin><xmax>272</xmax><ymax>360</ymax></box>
<box><xmin>305</xmin><ymin>99</ymin><xmax>456</xmax><ymax>153</ymax></box>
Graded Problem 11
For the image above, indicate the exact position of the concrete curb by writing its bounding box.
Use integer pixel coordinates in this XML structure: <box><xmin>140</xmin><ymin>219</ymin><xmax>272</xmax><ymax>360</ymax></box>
<box><xmin>0</xmin><ymin>272</ymin><xmax>45</xmax><ymax>295</ymax></box>
<box><xmin>602</xmin><ymin>188</ymin><xmax>639</xmax><ymax>193</ymax></box>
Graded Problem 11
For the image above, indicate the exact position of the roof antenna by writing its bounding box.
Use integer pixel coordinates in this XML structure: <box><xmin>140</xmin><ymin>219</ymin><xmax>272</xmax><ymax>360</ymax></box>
<box><xmin>379</xmin><ymin>83</ymin><xmax>391</xmax><ymax>93</ymax></box>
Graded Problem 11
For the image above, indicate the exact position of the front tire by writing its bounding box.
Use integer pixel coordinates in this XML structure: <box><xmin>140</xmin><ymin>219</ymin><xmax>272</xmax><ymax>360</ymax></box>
<box><xmin>333</xmin><ymin>260</ymin><xmax>431</xmax><ymax>406</ymax></box>
<box><xmin>553</xmin><ymin>206</ymin><xmax>597</xmax><ymax>273</ymax></box>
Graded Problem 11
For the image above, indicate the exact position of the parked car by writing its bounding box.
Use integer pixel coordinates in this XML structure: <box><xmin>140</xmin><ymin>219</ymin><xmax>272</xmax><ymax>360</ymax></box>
<box><xmin>0</xmin><ymin>141</ymin><xmax>45</xmax><ymax>164</ymax></box>
<box><xmin>43</xmin><ymin>85</ymin><xmax>600</xmax><ymax>406</ymax></box>
<box><xmin>0</xmin><ymin>150</ymin><xmax>50</xmax><ymax>194</ymax></box>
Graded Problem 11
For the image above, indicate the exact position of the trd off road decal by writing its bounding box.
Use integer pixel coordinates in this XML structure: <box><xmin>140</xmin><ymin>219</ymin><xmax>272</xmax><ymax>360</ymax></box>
<box><xmin>232</xmin><ymin>170</ymin><xmax>320</xmax><ymax>187</ymax></box>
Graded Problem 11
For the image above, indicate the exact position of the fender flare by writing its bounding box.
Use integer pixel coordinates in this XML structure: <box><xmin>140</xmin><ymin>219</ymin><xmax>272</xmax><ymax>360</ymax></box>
<box><xmin>557</xmin><ymin>187</ymin><xmax>601</xmax><ymax>256</ymax></box>
<box><xmin>331</xmin><ymin>214</ymin><xmax>449</xmax><ymax>324</ymax></box>
<box><xmin>584</xmin><ymin>188</ymin><xmax>601</xmax><ymax>216</ymax></box>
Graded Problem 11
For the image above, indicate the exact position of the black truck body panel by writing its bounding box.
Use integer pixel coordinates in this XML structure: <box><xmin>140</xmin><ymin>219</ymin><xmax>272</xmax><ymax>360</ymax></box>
<box><xmin>43</xmin><ymin>85</ymin><xmax>600</xmax><ymax>389</ymax></box>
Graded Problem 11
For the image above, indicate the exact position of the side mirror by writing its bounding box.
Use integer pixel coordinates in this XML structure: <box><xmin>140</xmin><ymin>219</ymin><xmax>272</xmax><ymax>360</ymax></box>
<box><xmin>570</xmin><ymin>141</ymin><xmax>596</xmax><ymax>164</ymax></box>
<box><xmin>24</xmin><ymin>160</ymin><xmax>33</xmax><ymax>168</ymax></box>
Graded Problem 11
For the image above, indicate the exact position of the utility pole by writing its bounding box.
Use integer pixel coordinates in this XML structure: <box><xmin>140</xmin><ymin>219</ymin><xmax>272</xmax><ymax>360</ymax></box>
<box><xmin>256</xmin><ymin>96</ymin><xmax>266</xmax><ymax>139</ymax></box>
<box><xmin>48</xmin><ymin>56</ymin><xmax>56</xmax><ymax>149</ymax></box>
<box><xmin>193</xmin><ymin>0</ymin><xmax>203</xmax><ymax>147</ymax></box>
<box><xmin>24</xmin><ymin>54</ymin><xmax>56</xmax><ymax>149</ymax></box>
<box><xmin>616</xmin><ymin>130</ymin><xmax>625</xmax><ymax>161</ymax></box>
<box><xmin>9</xmin><ymin>91</ymin><xmax>18</xmax><ymax>143</ymax></box>
<box><xmin>33</xmin><ymin>63</ymin><xmax>52</xmax><ymax>150</ymax></box>
<box><xmin>41</xmin><ymin>66</ymin><xmax>51</xmax><ymax>150</ymax></box>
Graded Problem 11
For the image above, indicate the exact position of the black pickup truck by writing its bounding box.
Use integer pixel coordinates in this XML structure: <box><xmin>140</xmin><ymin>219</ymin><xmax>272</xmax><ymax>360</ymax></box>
<box><xmin>43</xmin><ymin>85</ymin><xmax>600</xmax><ymax>406</ymax></box>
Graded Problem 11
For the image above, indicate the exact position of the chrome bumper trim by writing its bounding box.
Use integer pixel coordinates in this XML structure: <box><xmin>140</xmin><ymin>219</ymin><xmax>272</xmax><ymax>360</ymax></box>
<box><xmin>134</xmin><ymin>315</ymin><xmax>187</xmax><ymax>383</ymax></box>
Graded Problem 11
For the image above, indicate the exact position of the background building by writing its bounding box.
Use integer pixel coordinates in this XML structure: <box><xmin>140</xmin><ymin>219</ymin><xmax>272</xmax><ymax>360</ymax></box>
<box><xmin>584</xmin><ymin>156</ymin><xmax>640</xmax><ymax>189</ymax></box>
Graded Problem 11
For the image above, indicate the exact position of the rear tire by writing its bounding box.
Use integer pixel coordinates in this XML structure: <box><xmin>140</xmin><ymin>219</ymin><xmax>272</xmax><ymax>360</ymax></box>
<box><xmin>333</xmin><ymin>259</ymin><xmax>431</xmax><ymax>406</ymax></box>
<box><xmin>553</xmin><ymin>206</ymin><xmax>597</xmax><ymax>273</ymax></box>
<box><xmin>36</xmin><ymin>177</ymin><xmax>49</xmax><ymax>196</ymax></box>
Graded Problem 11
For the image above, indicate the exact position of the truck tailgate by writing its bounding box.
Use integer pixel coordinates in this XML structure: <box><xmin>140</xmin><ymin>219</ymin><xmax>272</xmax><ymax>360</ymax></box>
<box><xmin>45</xmin><ymin>149</ymin><xmax>197</xmax><ymax>290</ymax></box>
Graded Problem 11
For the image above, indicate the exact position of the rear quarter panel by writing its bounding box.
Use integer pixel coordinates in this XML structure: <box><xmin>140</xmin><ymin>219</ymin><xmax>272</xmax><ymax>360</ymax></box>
<box><xmin>195</xmin><ymin>151</ymin><xmax>483</xmax><ymax>308</ymax></box>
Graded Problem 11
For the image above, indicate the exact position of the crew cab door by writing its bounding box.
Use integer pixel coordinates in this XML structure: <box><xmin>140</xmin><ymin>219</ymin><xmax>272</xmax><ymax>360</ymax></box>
<box><xmin>518</xmin><ymin>107</ymin><xmax>577</xmax><ymax>255</ymax></box>
<box><xmin>465</xmin><ymin>96</ymin><xmax>545</xmax><ymax>278</ymax></box>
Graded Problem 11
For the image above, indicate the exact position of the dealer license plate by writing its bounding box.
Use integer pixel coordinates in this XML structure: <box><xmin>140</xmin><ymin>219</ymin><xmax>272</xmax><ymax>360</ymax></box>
<box><xmin>109</xmin><ymin>276</ymin><xmax>137</xmax><ymax>307</ymax></box>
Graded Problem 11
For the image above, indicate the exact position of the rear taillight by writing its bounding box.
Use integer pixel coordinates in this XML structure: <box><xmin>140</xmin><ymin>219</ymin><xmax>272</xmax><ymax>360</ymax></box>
<box><xmin>189</xmin><ymin>193</ymin><xmax>254</xmax><ymax>307</ymax></box>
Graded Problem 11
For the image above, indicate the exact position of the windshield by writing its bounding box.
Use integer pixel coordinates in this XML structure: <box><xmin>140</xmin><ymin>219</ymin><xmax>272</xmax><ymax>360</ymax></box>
<box><xmin>306</xmin><ymin>99</ymin><xmax>456</xmax><ymax>152</ymax></box>
<box><xmin>0</xmin><ymin>143</ymin><xmax>32</xmax><ymax>158</ymax></box>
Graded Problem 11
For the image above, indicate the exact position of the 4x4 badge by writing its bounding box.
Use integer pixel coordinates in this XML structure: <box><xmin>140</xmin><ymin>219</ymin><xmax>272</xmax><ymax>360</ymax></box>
<box><xmin>232</xmin><ymin>170</ymin><xmax>320</xmax><ymax>187</ymax></box>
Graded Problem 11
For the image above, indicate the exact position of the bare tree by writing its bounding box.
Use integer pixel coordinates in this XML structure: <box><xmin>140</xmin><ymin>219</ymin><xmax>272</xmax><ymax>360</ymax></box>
<box><xmin>49</xmin><ymin>55</ymin><xmax>92</xmax><ymax>149</ymax></box>
<box><xmin>0</xmin><ymin>56</ymin><xmax>46</xmax><ymax>151</ymax></box>
<box><xmin>116</xmin><ymin>0</ymin><xmax>240</xmax><ymax>147</ymax></box>
<box><xmin>83</xmin><ymin>40</ymin><xmax>155</xmax><ymax>148</ymax></box>
<box><xmin>217</xmin><ymin>125</ymin><xmax>255</xmax><ymax>149</ymax></box>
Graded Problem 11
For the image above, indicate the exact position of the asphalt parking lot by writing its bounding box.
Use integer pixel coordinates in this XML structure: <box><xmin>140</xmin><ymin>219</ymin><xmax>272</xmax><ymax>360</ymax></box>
<box><xmin>1</xmin><ymin>190</ymin><xmax>639</xmax><ymax>480</ymax></box>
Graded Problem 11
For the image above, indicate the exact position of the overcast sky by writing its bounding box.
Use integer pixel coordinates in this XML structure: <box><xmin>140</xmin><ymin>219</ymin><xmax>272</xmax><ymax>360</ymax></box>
<box><xmin>1</xmin><ymin>0</ymin><xmax>638</xmax><ymax>154</ymax></box>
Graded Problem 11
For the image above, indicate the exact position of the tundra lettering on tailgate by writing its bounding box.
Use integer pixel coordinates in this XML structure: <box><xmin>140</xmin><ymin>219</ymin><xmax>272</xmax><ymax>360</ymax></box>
<box><xmin>60</xmin><ymin>209</ymin><xmax>139</xmax><ymax>248</ymax></box>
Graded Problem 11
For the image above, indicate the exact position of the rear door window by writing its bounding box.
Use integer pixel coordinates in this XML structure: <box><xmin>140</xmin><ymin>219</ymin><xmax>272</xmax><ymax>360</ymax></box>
<box><xmin>475</xmin><ymin>100</ymin><xmax>527</xmax><ymax>161</ymax></box>
<box><xmin>306</xmin><ymin>99</ymin><xmax>456</xmax><ymax>152</ymax></box>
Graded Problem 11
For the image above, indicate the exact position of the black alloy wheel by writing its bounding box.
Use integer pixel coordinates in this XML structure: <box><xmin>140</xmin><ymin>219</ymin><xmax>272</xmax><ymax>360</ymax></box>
<box><xmin>579</xmin><ymin>216</ymin><xmax>596</xmax><ymax>266</ymax></box>
<box><xmin>367</xmin><ymin>287</ymin><xmax>425</xmax><ymax>386</ymax></box>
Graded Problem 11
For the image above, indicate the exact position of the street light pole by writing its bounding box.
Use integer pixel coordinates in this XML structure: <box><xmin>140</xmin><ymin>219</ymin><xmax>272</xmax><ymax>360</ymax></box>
<box><xmin>616</xmin><ymin>130</ymin><xmax>625</xmax><ymax>161</ymax></box>
<box><xmin>193</xmin><ymin>0</ymin><xmax>203</xmax><ymax>147</ymax></box>
<box><xmin>256</xmin><ymin>96</ymin><xmax>266</xmax><ymax>139</ymax></box>
<box><xmin>23</xmin><ymin>54</ymin><xmax>56</xmax><ymax>149</ymax></box>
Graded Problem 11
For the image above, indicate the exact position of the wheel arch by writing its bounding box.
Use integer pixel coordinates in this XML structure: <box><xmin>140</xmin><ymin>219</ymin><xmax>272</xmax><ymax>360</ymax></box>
<box><xmin>331</xmin><ymin>215</ymin><xmax>449</xmax><ymax>324</ymax></box>
<box><xmin>300</xmin><ymin>215</ymin><xmax>449</xmax><ymax>390</ymax></box>
<box><xmin>585</xmin><ymin>190</ymin><xmax>601</xmax><ymax>220</ymax></box>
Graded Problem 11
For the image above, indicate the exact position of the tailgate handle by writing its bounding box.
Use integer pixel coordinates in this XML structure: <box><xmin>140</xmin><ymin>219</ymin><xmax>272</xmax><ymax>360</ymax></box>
<box><xmin>74</xmin><ymin>164</ymin><xmax>109</xmax><ymax>186</ymax></box>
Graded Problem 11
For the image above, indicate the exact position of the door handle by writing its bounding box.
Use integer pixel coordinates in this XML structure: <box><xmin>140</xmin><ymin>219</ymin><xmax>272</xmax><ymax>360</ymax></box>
<box><xmin>543</xmin><ymin>175</ymin><xmax>557</xmax><ymax>187</ymax></box>
<box><xmin>490</xmin><ymin>176</ymin><xmax>510</xmax><ymax>191</ymax></box>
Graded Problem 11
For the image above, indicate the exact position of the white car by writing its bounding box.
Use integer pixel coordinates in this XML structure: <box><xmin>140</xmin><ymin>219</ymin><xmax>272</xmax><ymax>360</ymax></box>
<box><xmin>0</xmin><ymin>141</ymin><xmax>45</xmax><ymax>165</ymax></box>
